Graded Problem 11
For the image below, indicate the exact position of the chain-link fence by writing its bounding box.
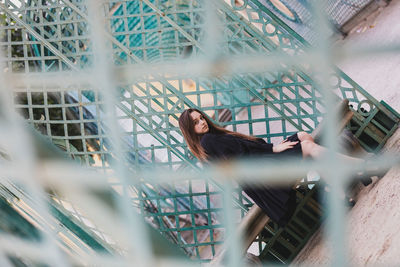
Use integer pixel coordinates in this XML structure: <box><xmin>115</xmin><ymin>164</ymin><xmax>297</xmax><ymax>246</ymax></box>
<box><xmin>0</xmin><ymin>0</ymin><xmax>399</xmax><ymax>266</ymax></box>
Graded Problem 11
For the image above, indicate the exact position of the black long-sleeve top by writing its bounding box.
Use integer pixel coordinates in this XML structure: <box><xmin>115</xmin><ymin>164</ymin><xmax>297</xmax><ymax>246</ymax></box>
<box><xmin>200</xmin><ymin>132</ymin><xmax>274</xmax><ymax>160</ymax></box>
<box><xmin>200</xmin><ymin>131</ymin><xmax>298</xmax><ymax>226</ymax></box>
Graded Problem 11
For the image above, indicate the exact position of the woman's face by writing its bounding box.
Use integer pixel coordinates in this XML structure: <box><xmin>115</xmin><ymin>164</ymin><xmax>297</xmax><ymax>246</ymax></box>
<box><xmin>190</xmin><ymin>111</ymin><xmax>209</xmax><ymax>135</ymax></box>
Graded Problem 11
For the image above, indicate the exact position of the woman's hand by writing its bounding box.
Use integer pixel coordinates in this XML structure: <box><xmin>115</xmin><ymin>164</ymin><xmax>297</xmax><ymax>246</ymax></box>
<box><xmin>272</xmin><ymin>140</ymin><xmax>299</xmax><ymax>153</ymax></box>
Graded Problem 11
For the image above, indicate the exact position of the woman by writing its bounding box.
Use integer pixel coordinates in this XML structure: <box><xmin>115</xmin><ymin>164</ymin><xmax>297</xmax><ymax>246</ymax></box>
<box><xmin>178</xmin><ymin>108</ymin><xmax>375</xmax><ymax>227</ymax></box>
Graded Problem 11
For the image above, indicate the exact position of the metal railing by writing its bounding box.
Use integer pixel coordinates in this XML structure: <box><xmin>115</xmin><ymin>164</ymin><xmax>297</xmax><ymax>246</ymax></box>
<box><xmin>0</xmin><ymin>0</ymin><xmax>399</xmax><ymax>265</ymax></box>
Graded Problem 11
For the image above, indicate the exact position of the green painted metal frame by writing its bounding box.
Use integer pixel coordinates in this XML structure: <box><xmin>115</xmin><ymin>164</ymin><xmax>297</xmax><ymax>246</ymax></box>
<box><xmin>1</xmin><ymin>0</ymin><xmax>399</xmax><ymax>264</ymax></box>
<box><xmin>257</xmin><ymin>183</ymin><xmax>323</xmax><ymax>263</ymax></box>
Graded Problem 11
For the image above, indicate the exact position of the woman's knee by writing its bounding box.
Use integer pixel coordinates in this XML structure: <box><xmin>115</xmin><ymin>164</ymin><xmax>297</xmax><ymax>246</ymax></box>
<box><xmin>297</xmin><ymin>131</ymin><xmax>314</xmax><ymax>142</ymax></box>
<box><xmin>301</xmin><ymin>139</ymin><xmax>324</xmax><ymax>158</ymax></box>
<box><xmin>300</xmin><ymin>140</ymin><xmax>314</xmax><ymax>157</ymax></box>
<box><xmin>301</xmin><ymin>139</ymin><xmax>313</xmax><ymax>148</ymax></box>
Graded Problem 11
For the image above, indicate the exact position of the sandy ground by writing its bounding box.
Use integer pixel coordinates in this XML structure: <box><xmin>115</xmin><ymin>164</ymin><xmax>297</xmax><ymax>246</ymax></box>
<box><xmin>293</xmin><ymin>1</ymin><xmax>400</xmax><ymax>265</ymax></box>
<box><xmin>292</xmin><ymin>128</ymin><xmax>400</xmax><ymax>266</ymax></box>
<box><xmin>336</xmin><ymin>0</ymin><xmax>400</xmax><ymax>112</ymax></box>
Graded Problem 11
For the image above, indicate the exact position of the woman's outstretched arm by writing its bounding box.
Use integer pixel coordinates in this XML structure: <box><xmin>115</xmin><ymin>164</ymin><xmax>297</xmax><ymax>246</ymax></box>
<box><xmin>272</xmin><ymin>141</ymin><xmax>299</xmax><ymax>153</ymax></box>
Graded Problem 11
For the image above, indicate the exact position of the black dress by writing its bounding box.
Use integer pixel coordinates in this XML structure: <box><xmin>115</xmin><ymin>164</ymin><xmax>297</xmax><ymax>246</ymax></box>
<box><xmin>200</xmin><ymin>131</ymin><xmax>302</xmax><ymax>226</ymax></box>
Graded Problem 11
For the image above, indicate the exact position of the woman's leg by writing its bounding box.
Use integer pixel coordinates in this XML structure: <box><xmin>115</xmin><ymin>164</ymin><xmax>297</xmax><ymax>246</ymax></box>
<box><xmin>300</xmin><ymin>140</ymin><xmax>324</xmax><ymax>158</ymax></box>
<box><xmin>301</xmin><ymin>139</ymin><xmax>389</xmax><ymax>184</ymax></box>
<box><xmin>296</xmin><ymin>131</ymin><xmax>315</xmax><ymax>143</ymax></box>
<box><xmin>300</xmin><ymin>139</ymin><xmax>364</xmax><ymax>164</ymax></box>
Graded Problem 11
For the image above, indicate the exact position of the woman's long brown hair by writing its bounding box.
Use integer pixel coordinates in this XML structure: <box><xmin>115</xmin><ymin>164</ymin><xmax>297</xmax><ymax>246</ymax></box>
<box><xmin>178</xmin><ymin>108</ymin><xmax>258</xmax><ymax>161</ymax></box>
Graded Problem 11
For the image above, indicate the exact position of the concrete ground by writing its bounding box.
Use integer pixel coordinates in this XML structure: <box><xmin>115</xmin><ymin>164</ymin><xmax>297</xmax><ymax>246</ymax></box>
<box><xmin>292</xmin><ymin>129</ymin><xmax>400</xmax><ymax>266</ymax></box>
<box><xmin>336</xmin><ymin>0</ymin><xmax>400</xmax><ymax>112</ymax></box>
<box><xmin>293</xmin><ymin>1</ymin><xmax>400</xmax><ymax>265</ymax></box>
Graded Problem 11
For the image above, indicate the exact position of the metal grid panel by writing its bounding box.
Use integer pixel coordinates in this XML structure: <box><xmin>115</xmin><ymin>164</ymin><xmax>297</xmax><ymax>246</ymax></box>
<box><xmin>0</xmin><ymin>0</ymin><xmax>399</xmax><ymax>265</ymax></box>
<box><xmin>258</xmin><ymin>0</ymin><xmax>373</xmax><ymax>43</ymax></box>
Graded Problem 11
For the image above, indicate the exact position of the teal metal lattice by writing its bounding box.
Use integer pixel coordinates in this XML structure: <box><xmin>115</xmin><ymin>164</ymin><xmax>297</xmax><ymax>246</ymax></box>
<box><xmin>0</xmin><ymin>0</ymin><xmax>399</xmax><ymax>265</ymax></box>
